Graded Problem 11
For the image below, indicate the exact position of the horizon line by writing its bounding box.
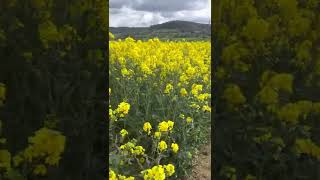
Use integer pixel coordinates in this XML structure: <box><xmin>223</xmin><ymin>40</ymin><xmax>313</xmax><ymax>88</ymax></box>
<box><xmin>110</xmin><ymin>19</ymin><xmax>211</xmax><ymax>28</ymax></box>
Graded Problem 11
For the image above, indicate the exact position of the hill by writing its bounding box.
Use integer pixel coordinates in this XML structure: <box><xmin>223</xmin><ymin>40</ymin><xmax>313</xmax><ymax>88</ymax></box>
<box><xmin>110</xmin><ymin>20</ymin><xmax>211</xmax><ymax>41</ymax></box>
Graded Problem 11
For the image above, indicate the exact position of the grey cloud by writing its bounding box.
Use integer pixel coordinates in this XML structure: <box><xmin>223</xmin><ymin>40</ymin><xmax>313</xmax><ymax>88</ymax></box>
<box><xmin>110</xmin><ymin>0</ymin><xmax>207</xmax><ymax>12</ymax></box>
<box><xmin>109</xmin><ymin>0</ymin><xmax>210</xmax><ymax>27</ymax></box>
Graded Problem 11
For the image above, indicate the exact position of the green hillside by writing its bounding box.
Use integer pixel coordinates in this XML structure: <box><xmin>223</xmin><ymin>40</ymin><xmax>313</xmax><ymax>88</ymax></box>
<box><xmin>110</xmin><ymin>20</ymin><xmax>211</xmax><ymax>41</ymax></box>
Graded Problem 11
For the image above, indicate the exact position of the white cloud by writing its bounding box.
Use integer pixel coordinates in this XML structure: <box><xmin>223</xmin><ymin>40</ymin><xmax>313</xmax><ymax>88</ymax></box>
<box><xmin>110</xmin><ymin>0</ymin><xmax>211</xmax><ymax>27</ymax></box>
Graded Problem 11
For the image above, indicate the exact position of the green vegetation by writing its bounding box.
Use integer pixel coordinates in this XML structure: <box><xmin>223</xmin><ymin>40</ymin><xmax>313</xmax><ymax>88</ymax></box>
<box><xmin>110</xmin><ymin>20</ymin><xmax>211</xmax><ymax>41</ymax></box>
<box><xmin>0</xmin><ymin>0</ymin><xmax>107</xmax><ymax>179</ymax></box>
<box><xmin>213</xmin><ymin>0</ymin><xmax>320</xmax><ymax>179</ymax></box>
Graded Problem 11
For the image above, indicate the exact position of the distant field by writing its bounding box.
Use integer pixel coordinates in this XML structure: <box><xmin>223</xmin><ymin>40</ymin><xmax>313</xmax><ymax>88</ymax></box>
<box><xmin>110</xmin><ymin>20</ymin><xmax>211</xmax><ymax>41</ymax></box>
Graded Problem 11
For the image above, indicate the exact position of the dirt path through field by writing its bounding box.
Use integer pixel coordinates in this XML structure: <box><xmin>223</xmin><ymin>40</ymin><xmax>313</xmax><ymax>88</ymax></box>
<box><xmin>189</xmin><ymin>139</ymin><xmax>211</xmax><ymax>180</ymax></box>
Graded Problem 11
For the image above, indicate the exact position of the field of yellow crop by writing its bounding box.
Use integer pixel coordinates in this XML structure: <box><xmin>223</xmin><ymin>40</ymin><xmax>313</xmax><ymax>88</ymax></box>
<box><xmin>108</xmin><ymin>32</ymin><xmax>211</xmax><ymax>179</ymax></box>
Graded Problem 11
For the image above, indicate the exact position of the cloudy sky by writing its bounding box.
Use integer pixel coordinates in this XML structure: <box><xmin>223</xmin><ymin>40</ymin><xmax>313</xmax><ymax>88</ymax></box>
<box><xmin>110</xmin><ymin>0</ymin><xmax>211</xmax><ymax>27</ymax></box>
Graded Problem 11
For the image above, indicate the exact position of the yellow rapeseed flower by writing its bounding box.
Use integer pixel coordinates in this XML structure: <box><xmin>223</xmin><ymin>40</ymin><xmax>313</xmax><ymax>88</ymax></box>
<box><xmin>118</xmin><ymin>175</ymin><xmax>135</xmax><ymax>180</ymax></box>
<box><xmin>191</xmin><ymin>84</ymin><xmax>203</xmax><ymax>96</ymax></box>
<box><xmin>158</xmin><ymin>121</ymin><xmax>169</xmax><ymax>132</ymax></box>
<box><xmin>158</xmin><ymin>141</ymin><xmax>167</xmax><ymax>152</ymax></box>
<box><xmin>197</xmin><ymin>93</ymin><xmax>211</xmax><ymax>101</ymax></box>
<box><xmin>121</xmin><ymin>68</ymin><xmax>130</xmax><ymax>77</ymax></box>
<box><xmin>179</xmin><ymin>114</ymin><xmax>185</xmax><ymax>119</ymax></box>
<box><xmin>109</xmin><ymin>169</ymin><xmax>117</xmax><ymax>180</ymax></box>
<box><xmin>167</xmin><ymin>120</ymin><xmax>174</xmax><ymax>131</ymax></box>
<box><xmin>143</xmin><ymin>122</ymin><xmax>152</xmax><ymax>135</ymax></box>
<box><xmin>180</xmin><ymin>88</ymin><xmax>188</xmax><ymax>96</ymax></box>
<box><xmin>115</xmin><ymin>102</ymin><xmax>130</xmax><ymax>117</ymax></box>
<box><xmin>164</xmin><ymin>164</ymin><xmax>175</xmax><ymax>177</ymax></box>
<box><xmin>164</xmin><ymin>83</ymin><xmax>173</xmax><ymax>94</ymax></box>
<box><xmin>171</xmin><ymin>143</ymin><xmax>179</xmax><ymax>153</ymax></box>
<box><xmin>120</xmin><ymin>129</ymin><xmax>128</xmax><ymax>137</ymax></box>
<box><xmin>154</xmin><ymin>131</ymin><xmax>161</xmax><ymax>139</ymax></box>
<box><xmin>186</xmin><ymin>117</ymin><xmax>193</xmax><ymax>123</ymax></box>
<box><xmin>133</xmin><ymin>146</ymin><xmax>145</xmax><ymax>155</ymax></box>
<box><xmin>141</xmin><ymin>165</ymin><xmax>165</xmax><ymax>180</ymax></box>
<box><xmin>202</xmin><ymin>105</ymin><xmax>211</xmax><ymax>112</ymax></box>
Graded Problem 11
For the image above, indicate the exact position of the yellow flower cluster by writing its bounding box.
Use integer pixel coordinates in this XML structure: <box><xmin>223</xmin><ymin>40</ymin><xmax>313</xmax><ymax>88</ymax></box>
<box><xmin>120</xmin><ymin>129</ymin><xmax>128</xmax><ymax>137</ymax></box>
<box><xmin>171</xmin><ymin>143</ymin><xmax>179</xmax><ymax>153</ymax></box>
<box><xmin>143</xmin><ymin>122</ymin><xmax>152</xmax><ymax>135</ymax></box>
<box><xmin>109</xmin><ymin>35</ymin><xmax>211</xmax><ymax>179</ymax></box>
<box><xmin>191</xmin><ymin>84</ymin><xmax>203</xmax><ymax>96</ymax></box>
<box><xmin>158</xmin><ymin>141</ymin><xmax>167</xmax><ymax>152</ymax></box>
<box><xmin>120</xmin><ymin>142</ymin><xmax>145</xmax><ymax>156</ymax></box>
<box><xmin>141</xmin><ymin>164</ymin><xmax>175</xmax><ymax>180</ymax></box>
<box><xmin>154</xmin><ymin>131</ymin><xmax>161</xmax><ymax>139</ymax></box>
<box><xmin>158</xmin><ymin>120</ymin><xmax>174</xmax><ymax>132</ymax></box>
<box><xmin>109</xmin><ymin>100</ymin><xmax>131</xmax><ymax>121</ymax></box>
<box><xmin>109</xmin><ymin>169</ymin><xmax>135</xmax><ymax>180</ymax></box>
<box><xmin>15</xmin><ymin>128</ymin><xmax>66</xmax><ymax>168</ymax></box>
<box><xmin>109</xmin><ymin>37</ymin><xmax>211</xmax><ymax>89</ymax></box>
<box><xmin>180</xmin><ymin>88</ymin><xmax>188</xmax><ymax>96</ymax></box>
<box><xmin>115</xmin><ymin>102</ymin><xmax>131</xmax><ymax>118</ymax></box>
<box><xmin>164</xmin><ymin>83</ymin><xmax>173</xmax><ymax>94</ymax></box>
<box><xmin>186</xmin><ymin>117</ymin><xmax>193</xmax><ymax>123</ymax></box>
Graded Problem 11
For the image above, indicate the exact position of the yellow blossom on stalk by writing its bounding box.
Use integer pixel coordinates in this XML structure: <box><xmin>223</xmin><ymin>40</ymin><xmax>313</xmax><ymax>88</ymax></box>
<box><xmin>171</xmin><ymin>143</ymin><xmax>179</xmax><ymax>153</ymax></box>
<box><xmin>167</xmin><ymin>120</ymin><xmax>174</xmax><ymax>131</ymax></box>
<box><xmin>191</xmin><ymin>84</ymin><xmax>203</xmax><ymax>96</ymax></box>
<box><xmin>158</xmin><ymin>121</ymin><xmax>169</xmax><ymax>132</ymax></box>
<box><xmin>179</xmin><ymin>114</ymin><xmax>185</xmax><ymax>119</ymax></box>
<box><xmin>164</xmin><ymin>83</ymin><xmax>173</xmax><ymax>94</ymax></box>
<box><xmin>120</xmin><ymin>142</ymin><xmax>144</xmax><ymax>155</ymax></box>
<box><xmin>203</xmin><ymin>74</ymin><xmax>210</xmax><ymax>82</ymax></box>
<box><xmin>120</xmin><ymin>145</ymin><xmax>125</xmax><ymax>150</ymax></box>
<box><xmin>120</xmin><ymin>142</ymin><xmax>135</xmax><ymax>152</ymax></box>
<box><xmin>180</xmin><ymin>88</ymin><xmax>188</xmax><ymax>96</ymax></box>
<box><xmin>186</xmin><ymin>117</ymin><xmax>193</xmax><ymax>123</ymax></box>
<box><xmin>133</xmin><ymin>146</ymin><xmax>145</xmax><ymax>155</ymax></box>
<box><xmin>190</xmin><ymin>102</ymin><xmax>200</xmax><ymax>109</ymax></box>
<box><xmin>202</xmin><ymin>105</ymin><xmax>211</xmax><ymax>112</ymax></box>
<box><xmin>141</xmin><ymin>63</ymin><xmax>153</xmax><ymax>75</ymax></box>
<box><xmin>115</xmin><ymin>102</ymin><xmax>130</xmax><ymax>117</ymax></box>
<box><xmin>158</xmin><ymin>141</ymin><xmax>167</xmax><ymax>152</ymax></box>
<box><xmin>120</xmin><ymin>129</ymin><xmax>128</xmax><ymax>137</ymax></box>
<box><xmin>197</xmin><ymin>93</ymin><xmax>211</xmax><ymax>101</ymax></box>
<box><xmin>109</xmin><ymin>108</ymin><xmax>117</xmax><ymax>121</ymax></box>
<box><xmin>179</xmin><ymin>74</ymin><xmax>189</xmax><ymax>84</ymax></box>
<box><xmin>154</xmin><ymin>131</ymin><xmax>161</xmax><ymax>139</ymax></box>
<box><xmin>118</xmin><ymin>175</ymin><xmax>135</xmax><ymax>180</ymax></box>
<box><xmin>164</xmin><ymin>164</ymin><xmax>175</xmax><ymax>176</ymax></box>
<box><xmin>143</xmin><ymin>122</ymin><xmax>152</xmax><ymax>135</ymax></box>
<box><xmin>121</xmin><ymin>68</ymin><xmax>130</xmax><ymax>77</ymax></box>
<box><xmin>109</xmin><ymin>169</ymin><xmax>117</xmax><ymax>180</ymax></box>
<box><xmin>186</xmin><ymin>66</ymin><xmax>196</xmax><ymax>77</ymax></box>
<box><xmin>141</xmin><ymin>165</ymin><xmax>166</xmax><ymax>180</ymax></box>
